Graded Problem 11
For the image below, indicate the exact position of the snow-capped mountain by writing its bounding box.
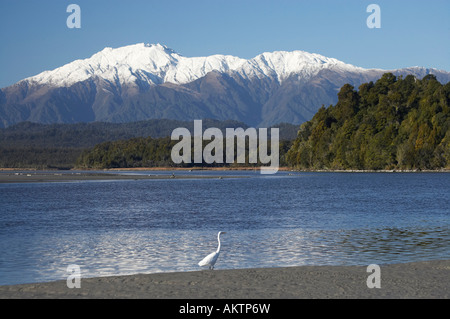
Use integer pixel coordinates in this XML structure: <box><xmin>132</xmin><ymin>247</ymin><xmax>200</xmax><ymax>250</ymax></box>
<box><xmin>27</xmin><ymin>43</ymin><xmax>246</xmax><ymax>87</ymax></box>
<box><xmin>25</xmin><ymin>43</ymin><xmax>365</xmax><ymax>87</ymax></box>
<box><xmin>1</xmin><ymin>43</ymin><xmax>449</xmax><ymax>128</ymax></box>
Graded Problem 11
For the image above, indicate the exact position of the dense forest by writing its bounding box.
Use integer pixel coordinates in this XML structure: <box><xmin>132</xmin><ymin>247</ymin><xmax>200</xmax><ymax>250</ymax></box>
<box><xmin>286</xmin><ymin>73</ymin><xmax>450</xmax><ymax>170</ymax></box>
<box><xmin>76</xmin><ymin>137</ymin><xmax>175</xmax><ymax>169</ymax></box>
<box><xmin>76</xmin><ymin>136</ymin><xmax>293</xmax><ymax>169</ymax></box>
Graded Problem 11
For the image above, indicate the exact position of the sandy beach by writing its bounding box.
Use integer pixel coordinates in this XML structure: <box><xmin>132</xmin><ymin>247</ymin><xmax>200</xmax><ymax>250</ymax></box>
<box><xmin>0</xmin><ymin>260</ymin><xmax>448</xmax><ymax>299</ymax></box>
<box><xmin>0</xmin><ymin>171</ymin><xmax>244</xmax><ymax>183</ymax></box>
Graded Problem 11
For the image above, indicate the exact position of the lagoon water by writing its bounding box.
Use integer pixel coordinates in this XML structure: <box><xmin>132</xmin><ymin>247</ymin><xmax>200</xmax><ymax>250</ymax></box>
<box><xmin>0</xmin><ymin>171</ymin><xmax>449</xmax><ymax>285</ymax></box>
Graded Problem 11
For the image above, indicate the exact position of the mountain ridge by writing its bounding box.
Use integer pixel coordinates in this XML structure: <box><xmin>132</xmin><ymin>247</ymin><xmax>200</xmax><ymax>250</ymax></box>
<box><xmin>1</xmin><ymin>43</ymin><xmax>449</xmax><ymax>128</ymax></box>
<box><xmin>19</xmin><ymin>43</ymin><xmax>365</xmax><ymax>87</ymax></box>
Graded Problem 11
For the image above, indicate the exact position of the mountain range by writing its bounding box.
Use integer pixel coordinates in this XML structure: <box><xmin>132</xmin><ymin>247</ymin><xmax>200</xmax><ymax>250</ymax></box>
<box><xmin>1</xmin><ymin>43</ymin><xmax>449</xmax><ymax>128</ymax></box>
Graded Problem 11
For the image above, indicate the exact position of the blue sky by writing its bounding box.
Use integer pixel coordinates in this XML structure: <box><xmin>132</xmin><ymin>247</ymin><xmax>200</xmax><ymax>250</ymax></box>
<box><xmin>0</xmin><ymin>0</ymin><xmax>449</xmax><ymax>88</ymax></box>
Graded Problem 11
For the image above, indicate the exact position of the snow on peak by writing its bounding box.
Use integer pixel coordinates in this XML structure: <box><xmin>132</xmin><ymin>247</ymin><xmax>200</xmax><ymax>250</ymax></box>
<box><xmin>25</xmin><ymin>43</ymin><xmax>362</xmax><ymax>87</ymax></box>
<box><xmin>28</xmin><ymin>43</ymin><xmax>182</xmax><ymax>86</ymax></box>
<box><xmin>239</xmin><ymin>50</ymin><xmax>362</xmax><ymax>82</ymax></box>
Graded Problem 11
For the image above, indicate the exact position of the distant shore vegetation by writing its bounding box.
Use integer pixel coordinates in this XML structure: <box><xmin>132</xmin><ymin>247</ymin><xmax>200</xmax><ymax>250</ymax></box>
<box><xmin>286</xmin><ymin>73</ymin><xmax>450</xmax><ymax>170</ymax></box>
<box><xmin>74</xmin><ymin>136</ymin><xmax>292</xmax><ymax>169</ymax></box>
<box><xmin>1</xmin><ymin>73</ymin><xmax>449</xmax><ymax>171</ymax></box>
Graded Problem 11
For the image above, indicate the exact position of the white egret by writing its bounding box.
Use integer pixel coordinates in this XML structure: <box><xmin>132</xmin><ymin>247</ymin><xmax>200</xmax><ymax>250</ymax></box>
<box><xmin>198</xmin><ymin>231</ymin><xmax>226</xmax><ymax>270</ymax></box>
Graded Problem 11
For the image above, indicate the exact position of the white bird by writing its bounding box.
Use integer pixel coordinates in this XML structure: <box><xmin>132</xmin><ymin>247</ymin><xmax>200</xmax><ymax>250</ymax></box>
<box><xmin>198</xmin><ymin>231</ymin><xmax>226</xmax><ymax>270</ymax></box>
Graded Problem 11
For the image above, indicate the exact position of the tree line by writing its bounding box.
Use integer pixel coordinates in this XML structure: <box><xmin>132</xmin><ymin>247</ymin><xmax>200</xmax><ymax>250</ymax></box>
<box><xmin>75</xmin><ymin>136</ymin><xmax>293</xmax><ymax>169</ymax></box>
<box><xmin>286</xmin><ymin>73</ymin><xmax>450</xmax><ymax>170</ymax></box>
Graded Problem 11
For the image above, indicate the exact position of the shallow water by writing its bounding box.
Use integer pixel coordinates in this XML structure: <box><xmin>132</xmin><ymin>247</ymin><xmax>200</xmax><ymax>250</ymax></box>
<box><xmin>0</xmin><ymin>171</ymin><xmax>449</xmax><ymax>285</ymax></box>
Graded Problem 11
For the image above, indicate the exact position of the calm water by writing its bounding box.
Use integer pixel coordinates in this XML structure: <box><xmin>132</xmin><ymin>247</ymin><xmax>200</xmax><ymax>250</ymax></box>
<box><xmin>0</xmin><ymin>171</ymin><xmax>449</xmax><ymax>285</ymax></box>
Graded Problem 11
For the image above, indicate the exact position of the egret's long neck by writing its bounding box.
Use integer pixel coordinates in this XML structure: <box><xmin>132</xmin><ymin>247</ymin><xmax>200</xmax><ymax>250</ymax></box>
<box><xmin>216</xmin><ymin>233</ymin><xmax>221</xmax><ymax>253</ymax></box>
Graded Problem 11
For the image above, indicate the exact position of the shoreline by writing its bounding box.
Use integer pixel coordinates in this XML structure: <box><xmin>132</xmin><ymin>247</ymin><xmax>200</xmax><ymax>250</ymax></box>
<box><xmin>1</xmin><ymin>166</ymin><xmax>448</xmax><ymax>173</ymax></box>
<box><xmin>0</xmin><ymin>168</ymin><xmax>448</xmax><ymax>184</ymax></box>
<box><xmin>0</xmin><ymin>260</ymin><xmax>449</xmax><ymax>299</ymax></box>
<box><xmin>0</xmin><ymin>171</ymin><xmax>245</xmax><ymax>184</ymax></box>
<box><xmin>101</xmin><ymin>167</ymin><xmax>450</xmax><ymax>173</ymax></box>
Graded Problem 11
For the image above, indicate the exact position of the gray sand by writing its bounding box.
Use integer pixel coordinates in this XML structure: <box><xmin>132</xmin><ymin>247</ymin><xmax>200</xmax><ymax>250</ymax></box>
<box><xmin>0</xmin><ymin>260</ymin><xmax>448</xmax><ymax>299</ymax></box>
<box><xmin>0</xmin><ymin>171</ymin><xmax>240</xmax><ymax>183</ymax></box>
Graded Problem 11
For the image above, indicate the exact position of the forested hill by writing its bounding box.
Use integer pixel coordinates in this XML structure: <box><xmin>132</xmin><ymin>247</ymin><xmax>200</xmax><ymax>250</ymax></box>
<box><xmin>286</xmin><ymin>73</ymin><xmax>450</xmax><ymax>170</ymax></box>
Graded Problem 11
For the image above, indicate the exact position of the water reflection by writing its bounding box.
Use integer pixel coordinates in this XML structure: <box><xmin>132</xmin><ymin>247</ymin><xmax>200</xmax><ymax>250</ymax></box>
<box><xmin>1</xmin><ymin>225</ymin><xmax>448</xmax><ymax>285</ymax></box>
